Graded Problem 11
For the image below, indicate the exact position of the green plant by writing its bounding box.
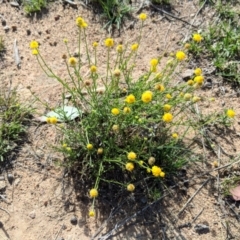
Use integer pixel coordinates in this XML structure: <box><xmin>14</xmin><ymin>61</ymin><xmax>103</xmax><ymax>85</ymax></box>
<box><xmin>187</xmin><ymin>2</ymin><xmax>240</xmax><ymax>83</ymax></box>
<box><xmin>0</xmin><ymin>36</ymin><xmax>5</xmax><ymax>56</ymax></box>
<box><xmin>30</xmin><ymin>14</ymin><xmax>235</xmax><ymax>217</ymax></box>
<box><xmin>0</xmin><ymin>84</ymin><xmax>32</xmax><ymax>162</ymax></box>
<box><xmin>222</xmin><ymin>176</ymin><xmax>240</xmax><ymax>197</ymax></box>
<box><xmin>21</xmin><ymin>0</ymin><xmax>47</xmax><ymax>14</ymax></box>
<box><xmin>92</xmin><ymin>0</ymin><xmax>131</xmax><ymax>32</ymax></box>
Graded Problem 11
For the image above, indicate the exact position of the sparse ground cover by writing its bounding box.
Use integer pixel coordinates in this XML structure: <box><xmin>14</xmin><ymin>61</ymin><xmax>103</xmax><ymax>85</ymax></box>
<box><xmin>0</xmin><ymin>0</ymin><xmax>240</xmax><ymax>239</ymax></box>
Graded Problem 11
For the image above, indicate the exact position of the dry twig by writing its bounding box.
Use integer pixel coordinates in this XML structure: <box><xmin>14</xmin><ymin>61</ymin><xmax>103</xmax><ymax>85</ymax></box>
<box><xmin>177</xmin><ymin>178</ymin><xmax>211</xmax><ymax>217</ymax></box>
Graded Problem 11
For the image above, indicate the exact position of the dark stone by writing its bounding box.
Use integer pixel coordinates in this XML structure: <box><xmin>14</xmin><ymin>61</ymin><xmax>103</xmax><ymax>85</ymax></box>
<box><xmin>70</xmin><ymin>216</ymin><xmax>78</xmax><ymax>225</ymax></box>
<box><xmin>194</xmin><ymin>224</ymin><xmax>210</xmax><ymax>234</ymax></box>
<box><xmin>7</xmin><ymin>173</ymin><xmax>14</xmax><ymax>184</ymax></box>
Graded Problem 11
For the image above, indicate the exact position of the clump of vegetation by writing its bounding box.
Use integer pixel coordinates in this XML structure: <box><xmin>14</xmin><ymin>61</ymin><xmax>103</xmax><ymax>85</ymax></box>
<box><xmin>91</xmin><ymin>0</ymin><xmax>131</xmax><ymax>31</ymax></box>
<box><xmin>21</xmin><ymin>0</ymin><xmax>47</xmax><ymax>14</ymax></box>
<box><xmin>30</xmin><ymin>13</ymin><xmax>235</xmax><ymax>217</ymax></box>
<box><xmin>0</xmin><ymin>83</ymin><xmax>32</xmax><ymax>162</ymax></box>
<box><xmin>0</xmin><ymin>36</ymin><xmax>5</xmax><ymax>56</ymax></box>
<box><xmin>187</xmin><ymin>1</ymin><xmax>240</xmax><ymax>83</ymax></box>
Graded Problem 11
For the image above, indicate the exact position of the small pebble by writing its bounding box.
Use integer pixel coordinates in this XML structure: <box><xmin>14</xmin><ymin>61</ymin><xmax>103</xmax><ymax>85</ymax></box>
<box><xmin>7</xmin><ymin>173</ymin><xmax>14</xmax><ymax>184</ymax></box>
<box><xmin>3</xmin><ymin>26</ymin><xmax>10</xmax><ymax>31</ymax></box>
<box><xmin>26</xmin><ymin>29</ymin><xmax>31</xmax><ymax>35</ymax></box>
<box><xmin>55</xmin><ymin>15</ymin><xmax>60</xmax><ymax>21</ymax></box>
<box><xmin>12</xmin><ymin>26</ymin><xmax>17</xmax><ymax>31</ymax></box>
<box><xmin>29</xmin><ymin>210</ymin><xmax>36</xmax><ymax>219</ymax></box>
<box><xmin>10</xmin><ymin>1</ymin><xmax>19</xmax><ymax>7</ymax></box>
<box><xmin>70</xmin><ymin>216</ymin><xmax>78</xmax><ymax>225</ymax></box>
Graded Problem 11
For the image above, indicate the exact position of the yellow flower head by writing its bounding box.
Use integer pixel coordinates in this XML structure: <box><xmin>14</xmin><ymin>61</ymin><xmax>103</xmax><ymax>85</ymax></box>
<box><xmin>139</xmin><ymin>13</ymin><xmax>147</xmax><ymax>21</ymax></box>
<box><xmin>162</xmin><ymin>113</ymin><xmax>173</xmax><ymax>123</ymax></box>
<box><xmin>139</xmin><ymin>160</ymin><xmax>144</xmax><ymax>166</ymax></box>
<box><xmin>194</xmin><ymin>68</ymin><xmax>202</xmax><ymax>76</ymax></box>
<box><xmin>105</xmin><ymin>38</ymin><xmax>114</xmax><ymax>48</ymax></box>
<box><xmin>127</xmin><ymin>184</ymin><xmax>135</xmax><ymax>192</ymax></box>
<box><xmin>90</xmin><ymin>65</ymin><xmax>97</xmax><ymax>73</ymax></box>
<box><xmin>82</xmin><ymin>22</ymin><xmax>88</xmax><ymax>28</ymax></box>
<box><xmin>172</xmin><ymin>133</ymin><xmax>178</xmax><ymax>139</ymax></box>
<box><xmin>123</xmin><ymin>107</ymin><xmax>131</xmax><ymax>114</ymax></box>
<box><xmin>68</xmin><ymin>57</ymin><xmax>77</xmax><ymax>67</ymax></box>
<box><xmin>148</xmin><ymin>157</ymin><xmax>155</xmax><ymax>166</ymax></box>
<box><xmin>126</xmin><ymin>162</ymin><xmax>134</xmax><ymax>171</ymax></box>
<box><xmin>165</xmin><ymin>93</ymin><xmax>172</xmax><ymax>100</ymax></box>
<box><xmin>125</xmin><ymin>94</ymin><xmax>136</xmax><ymax>104</ymax></box>
<box><xmin>89</xmin><ymin>210</ymin><xmax>95</xmax><ymax>217</ymax></box>
<box><xmin>113</xmin><ymin>69</ymin><xmax>121</xmax><ymax>77</ymax></box>
<box><xmin>187</xmin><ymin>80</ymin><xmax>194</xmax><ymax>86</ymax></box>
<box><xmin>63</xmin><ymin>38</ymin><xmax>68</xmax><ymax>43</ymax></box>
<box><xmin>160</xmin><ymin>171</ymin><xmax>165</xmax><ymax>178</ymax></box>
<box><xmin>163</xmin><ymin>104</ymin><xmax>171</xmax><ymax>112</ymax></box>
<box><xmin>193</xmin><ymin>33</ymin><xmax>203</xmax><ymax>42</ymax></box>
<box><xmin>93</xmin><ymin>42</ymin><xmax>98</xmax><ymax>48</ymax></box>
<box><xmin>194</xmin><ymin>75</ymin><xmax>204</xmax><ymax>84</ymax></box>
<box><xmin>192</xmin><ymin>96</ymin><xmax>201</xmax><ymax>103</ymax></box>
<box><xmin>176</xmin><ymin>51</ymin><xmax>186</xmax><ymax>61</ymax></box>
<box><xmin>127</xmin><ymin>151</ymin><xmax>137</xmax><ymax>160</ymax></box>
<box><xmin>131</xmin><ymin>43</ymin><xmax>139</xmax><ymax>51</ymax></box>
<box><xmin>184</xmin><ymin>43</ymin><xmax>191</xmax><ymax>49</ymax></box>
<box><xmin>87</xmin><ymin>143</ymin><xmax>93</xmax><ymax>150</ymax></box>
<box><xmin>97</xmin><ymin>148</ymin><xmax>103</xmax><ymax>155</ymax></box>
<box><xmin>46</xmin><ymin>117</ymin><xmax>58</xmax><ymax>124</ymax></box>
<box><xmin>116</xmin><ymin>44</ymin><xmax>123</xmax><ymax>53</ymax></box>
<box><xmin>32</xmin><ymin>49</ymin><xmax>39</xmax><ymax>55</ymax></box>
<box><xmin>141</xmin><ymin>91</ymin><xmax>153</xmax><ymax>103</ymax></box>
<box><xmin>111</xmin><ymin>108</ymin><xmax>120</xmax><ymax>115</ymax></box>
<box><xmin>62</xmin><ymin>143</ymin><xmax>67</xmax><ymax>148</ymax></box>
<box><xmin>183</xmin><ymin>93</ymin><xmax>192</xmax><ymax>101</ymax></box>
<box><xmin>30</xmin><ymin>40</ymin><xmax>39</xmax><ymax>49</ymax></box>
<box><xmin>155</xmin><ymin>84</ymin><xmax>165</xmax><ymax>92</ymax></box>
<box><xmin>150</xmin><ymin>58</ymin><xmax>158</xmax><ymax>67</ymax></box>
<box><xmin>112</xmin><ymin>124</ymin><xmax>119</xmax><ymax>132</ymax></box>
<box><xmin>152</xmin><ymin>165</ymin><xmax>162</xmax><ymax>177</ymax></box>
<box><xmin>76</xmin><ymin>17</ymin><xmax>87</xmax><ymax>28</ymax></box>
<box><xmin>212</xmin><ymin>161</ymin><xmax>218</xmax><ymax>168</ymax></box>
<box><xmin>89</xmin><ymin>188</ymin><xmax>98</xmax><ymax>198</ymax></box>
<box><xmin>226</xmin><ymin>109</ymin><xmax>235</xmax><ymax>118</ymax></box>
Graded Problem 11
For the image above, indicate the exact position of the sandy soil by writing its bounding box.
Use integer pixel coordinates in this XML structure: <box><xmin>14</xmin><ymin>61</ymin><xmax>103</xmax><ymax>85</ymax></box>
<box><xmin>1</xmin><ymin>0</ymin><xmax>240</xmax><ymax>239</ymax></box>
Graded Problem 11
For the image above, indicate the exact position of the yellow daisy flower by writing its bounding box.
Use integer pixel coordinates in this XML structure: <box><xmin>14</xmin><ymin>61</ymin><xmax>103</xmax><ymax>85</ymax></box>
<box><xmin>162</xmin><ymin>113</ymin><xmax>173</xmax><ymax>123</ymax></box>
<box><xmin>152</xmin><ymin>165</ymin><xmax>162</xmax><ymax>177</ymax></box>
<box><xmin>141</xmin><ymin>91</ymin><xmax>153</xmax><ymax>103</ymax></box>
<box><xmin>126</xmin><ymin>162</ymin><xmax>134</xmax><ymax>171</ymax></box>
<box><xmin>176</xmin><ymin>51</ymin><xmax>186</xmax><ymax>61</ymax></box>
<box><xmin>125</xmin><ymin>94</ymin><xmax>136</xmax><ymax>104</ymax></box>
<box><xmin>193</xmin><ymin>33</ymin><xmax>203</xmax><ymax>42</ymax></box>
<box><xmin>131</xmin><ymin>43</ymin><xmax>139</xmax><ymax>51</ymax></box>
<box><xmin>139</xmin><ymin>13</ymin><xmax>147</xmax><ymax>21</ymax></box>
<box><xmin>105</xmin><ymin>38</ymin><xmax>114</xmax><ymax>48</ymax></box>
<box><xmin>30</xmin><ymin>40</ymin><xmax>39</xmax><ymax>49</ymax></box>
<box><xmin>111</xmin><ymin>108</ymin><xmax>120</xmax><ymax>115</ymax></box>
<box><xmin>89</xmin><ymin>188</ymin><xmax>98</xmax><ymax>198</ymax></box>
<box><xmin>127</xmin><ymin>184</ymin><xmax>135</xmax><ymax>191</ymax></box>
<box><xmin>68</xmin><ymin>57</ymin><xmax>77</xmax><ymax>67</ymax></box>
<box><xmin>127</xmin><ymin>151</ymin><xmax>137</xmax><ymax>160</ymax></box>
<box><xmin>226</xmin><ymin>109</ymin><xmax>235</xmax><ymax>118</ymax></box>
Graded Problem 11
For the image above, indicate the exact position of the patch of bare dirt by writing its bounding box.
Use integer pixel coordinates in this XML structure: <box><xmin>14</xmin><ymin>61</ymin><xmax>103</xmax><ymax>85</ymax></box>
<box><xmin>1</xmin><ymin>0</ymin><xmax>240</xmax><ymax>239</ymax></box>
